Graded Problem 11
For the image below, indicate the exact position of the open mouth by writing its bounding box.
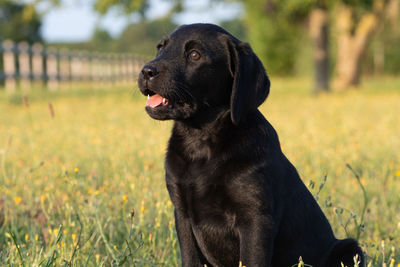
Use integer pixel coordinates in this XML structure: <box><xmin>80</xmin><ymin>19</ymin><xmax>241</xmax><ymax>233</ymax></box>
<box><xmin>141</xmin><ymin>86</ymin><xmax>195</xmax><ymax>120</ymax></box>
<box><xmin>144</xmin><ymin>89</ymin><xmax>169</xmax><ymax>108</ymax></box>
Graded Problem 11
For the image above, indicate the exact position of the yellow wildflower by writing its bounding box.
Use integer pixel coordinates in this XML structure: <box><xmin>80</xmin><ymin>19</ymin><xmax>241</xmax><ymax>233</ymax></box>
<box><xmin>141</xmin><ymin>199</ymin><xmax>145</xmax><ymax>213</ymax></box>
<box><xmin>14</xmin><ymin>196</ymin><xmax>22</xmax><ymax>205</ymax></box>
<box><xmin>144</xmin><ymin>163</ymin><xmax>150</xmax><ymax>171</ymax></box>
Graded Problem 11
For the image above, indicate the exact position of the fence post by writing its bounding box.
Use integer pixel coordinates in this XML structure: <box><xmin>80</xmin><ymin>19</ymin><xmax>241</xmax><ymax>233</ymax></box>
<box><xmin>108</xmin><ymin>54</ymin><xmax>113</xmax><ymax>84</ymax></box>
<box><xmin>3</xmin><ymin>40</ymin><xmax>17</xmax><ymax>93</ymax></box>
<box><xmin>81</xmin><ymin>51</ymin><xmax>90</xmax><ymax>83</ymax></box>
<box><xmin>104</xmin><ymin>53</ymin><xmax>111</xmax><ymax>84</ymax></box>
<box><xmin>1</xmin><ymin>41</ymin><xmax>146</xmax><ymax>92</ymax></box>
<box><xmin>122</xmin><ymin>54</ymin><xmax>129</xmax><ymax>84</ymax></box>
<box><xmin>32</xmin><ymin>43</ymin><xmax>44</xmax><ymax>88</ymax></box>
<box><xmin>126</xmin><ymin>55</ymin><xmax>134</xmax><ymax>82</ymax></box>
<box><xmin>47</xmin><ymin>48</ymin><xmax>59</xmax><ymax>90</ymax></box>
<box><xmin>91</xmin><ymin>52</ymin><xmax>99</xmax><ymax>84</ymax></box>
<box><xmin>71</xmin><ymin>52</ymin><xmax>83</xmax><ymax>82</ymax></box>
<box><xmin>18</xmin><ymin>42</ymin><xmax>32</xmax><ymax>91</ymax></box>
<box><xmin>0</xmin><ymin>42</ymin><xmax>4</xmax><ymax>88</ymax></box>
<box><xmin>59</xmin><ymin>49</ymin><xmax>71</xmax><ymax>89</ymax></box>
<box><xmin>133</xmin><ymin>57</ymin><xmax>142</xmax><ymax>80</ymax></box>
<box><xmin>115</xmin><ymin>53</ymin><xmax>122</xmax><ymax>84</ymax></box>
<box><xmin>100</xmin><ymin>53</ymin><xmax>108</xmax><ymax>87</ymax></box>
<box><xmin>111</xmin><ymin>53</ymin><xmax>117</xmax><ymax>84</ymax></box>
<box><xmin>121</xmin><ymin>54</ymin><xmax>129</xmax><ymax>84</ymax></box>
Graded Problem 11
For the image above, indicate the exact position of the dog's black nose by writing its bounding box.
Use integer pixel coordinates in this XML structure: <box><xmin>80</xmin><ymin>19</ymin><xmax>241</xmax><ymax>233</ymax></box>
<box><xmin>141</xmin><ymin>65</ymin><xmax>158</xmax><ymax>80</ymax></box>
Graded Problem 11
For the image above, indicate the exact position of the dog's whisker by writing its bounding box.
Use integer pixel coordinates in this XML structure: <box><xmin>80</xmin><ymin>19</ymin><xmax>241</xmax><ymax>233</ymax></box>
<box><xmin>174</xmin><ymin>82</ymin><xmax>193</xmax><ymax>100</ymax></box>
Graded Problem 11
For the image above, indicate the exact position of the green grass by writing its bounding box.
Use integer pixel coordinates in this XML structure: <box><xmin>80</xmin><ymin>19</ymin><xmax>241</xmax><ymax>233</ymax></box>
<box><xmin>0</xmin><ymin>77</ymin><xmax>399</xmax><ymax>266</ymax></box>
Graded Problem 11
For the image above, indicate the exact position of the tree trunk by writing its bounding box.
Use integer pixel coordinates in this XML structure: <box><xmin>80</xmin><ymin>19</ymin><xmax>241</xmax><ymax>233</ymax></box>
<box><xmin>386</xmin><ymin>0</ymin><xmax>399</xmax><ymax>31</ymax></box>
<box><xmin>309</xmin><ymin>7</ymin><xmax>330</xmax><ymax>93</ymax></box>
<box><xmin>335</xmin><ymin>2</ymin><xmax>385</xmax><ymax>89</ymax></box>
<box><xmin>373</xmin><ymin>38</ymin><xmax>384</xmax><ymax>75</ymax></box>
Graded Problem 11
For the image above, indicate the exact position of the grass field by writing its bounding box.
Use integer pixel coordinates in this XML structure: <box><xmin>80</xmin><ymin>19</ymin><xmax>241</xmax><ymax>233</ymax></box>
<box><xmin>0</xmin><ymin>77</ymin><xmax>399</xmax><ymax>266</ymax></box>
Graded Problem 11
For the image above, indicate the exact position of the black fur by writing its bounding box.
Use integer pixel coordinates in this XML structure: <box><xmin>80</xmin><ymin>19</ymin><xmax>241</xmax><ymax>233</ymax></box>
<box><xmin>137</xmin><ymin>23</ymin><xmax>364</xmax><ymax>267</ymax></box>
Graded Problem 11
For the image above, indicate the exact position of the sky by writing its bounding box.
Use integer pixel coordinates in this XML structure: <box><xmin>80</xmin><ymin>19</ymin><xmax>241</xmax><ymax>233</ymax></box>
<box><xmin>40</xmin><ymin>0</ymin><xmax>243</xmax><ymax>43</ymax></box>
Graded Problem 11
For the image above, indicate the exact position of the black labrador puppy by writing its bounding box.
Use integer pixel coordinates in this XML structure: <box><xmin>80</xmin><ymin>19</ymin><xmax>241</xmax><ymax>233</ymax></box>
<box><xmin>138</xmin><ymin>23</ymin><xmax>364</xmax><ymax>267</ymax></box>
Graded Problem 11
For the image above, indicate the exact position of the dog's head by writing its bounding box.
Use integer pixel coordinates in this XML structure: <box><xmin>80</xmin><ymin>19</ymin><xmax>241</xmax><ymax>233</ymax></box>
<box><xmin>138</xmin><ymin>23</ymin><xmax>270</xmax><ymax>125</ymax></box>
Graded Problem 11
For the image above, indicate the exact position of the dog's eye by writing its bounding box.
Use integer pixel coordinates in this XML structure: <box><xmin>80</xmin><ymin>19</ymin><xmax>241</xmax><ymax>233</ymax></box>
<box><xmin>189</xmin><ymin>50</ymin><xmax>201</xmax><ymax>61</ymax></box>
<box><xmin>157</xmin><ymin>45</ymin><xmax>163</xmax><ymax>52</ymax></box>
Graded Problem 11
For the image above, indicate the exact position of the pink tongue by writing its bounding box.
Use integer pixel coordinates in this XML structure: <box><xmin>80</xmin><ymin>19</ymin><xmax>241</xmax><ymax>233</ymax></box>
<box><xmin>146</xmin><ymin>94</ymin><xmax>164</xmax><ymax>108</ymax></box>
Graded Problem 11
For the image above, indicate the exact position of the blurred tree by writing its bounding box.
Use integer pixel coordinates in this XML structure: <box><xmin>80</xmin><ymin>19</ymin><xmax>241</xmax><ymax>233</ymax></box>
<box><xmin>241</xmin><ymin>0</ymin><xmax>331</xmax><ymax>92</ymax></box>
<box><xmin>47</xmin><ymin>19</ymin><xmax>177</xmax><ymax>57</ymax></box>
<box><xmin>240</xmin><ymin>0</ymin><xmax>395</xmax><ymax>90</ymax></box>
<box><xmin>243</xmin><ymin>0</ymin><xmax>304</xmax><ymax>76</ymax></box>
<box><xmin>0</xmin><ymin>1</ymin><xmax>42</xmax><ymax>43</ymax></box>
<box><xmin>89</xmin><ymin>27</ymin><xmax>114</xmax><ymax>51</ymax></box>
<box><xmin>334</xmin><ymin>0</ymin><xmax>391</xmax><ymax>88</ymax></box>
<box><xmin>115</xmin><ymin>18</ymin><xmax>177</xmax><ymax>56</ymax></box>
<box><xmin>91</xmin><ymin>27</ymin><xmax>113</xmax><ymax>43</ymax></box>
<box><xmin>94</xmin><ymin>0</ymin><xmax>149</xmax><ymax>16</ymax></box>
<box><xmin>220</xmin><ymin>19</ymin><xmax>248</xmax><ymax>41</ymax></box>
<box><xmin>86</xmin><ymin>0</ymin><xmax>398</xmax><ymax>89</ymax></box>
<box><xmin>380</xmin><ymin>0</ymin><xmax>400</xmax><ymax>74</ymax></box>
<box><xmin>309</xmin><ymin>1</ymin><xmax>330</xmax><ymax>93</ymax></box>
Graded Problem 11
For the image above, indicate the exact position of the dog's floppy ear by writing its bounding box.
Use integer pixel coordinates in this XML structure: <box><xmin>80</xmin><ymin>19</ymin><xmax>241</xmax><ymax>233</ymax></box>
<box><xmin>224</xmin><ymin>37</ymin><xmax>270</xmax><ymax>125</ymax></box>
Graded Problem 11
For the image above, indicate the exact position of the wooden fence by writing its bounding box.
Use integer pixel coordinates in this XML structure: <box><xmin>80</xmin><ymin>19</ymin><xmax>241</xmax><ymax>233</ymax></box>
<box><xmin>0</xmin><ymin>40</ymin><xmax>147</xmax><ymax>92</ymax></box>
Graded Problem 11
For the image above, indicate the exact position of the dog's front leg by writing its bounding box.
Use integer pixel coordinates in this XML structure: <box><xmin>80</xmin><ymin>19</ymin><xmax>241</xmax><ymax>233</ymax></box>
<box><xmin>238</xmin><ymin>216</ymin><xmax>274</xmax><ymax>267</ymax></box>
<box><xmin>167</xmin><ymin>181</ymin><xmax>206</xmax><ymax>266</ymax></box>
<box><xmin>174</xmin><ymin>209</ymin><xmax>206</xmax><ymax>267</ymax></box>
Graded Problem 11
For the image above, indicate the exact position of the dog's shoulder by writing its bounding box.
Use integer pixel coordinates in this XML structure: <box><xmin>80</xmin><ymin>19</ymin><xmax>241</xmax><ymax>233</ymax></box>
<box><xmin>165</xmin><ymin>110</ymin><xmax>283</xmax><ymax>183</ymax></box>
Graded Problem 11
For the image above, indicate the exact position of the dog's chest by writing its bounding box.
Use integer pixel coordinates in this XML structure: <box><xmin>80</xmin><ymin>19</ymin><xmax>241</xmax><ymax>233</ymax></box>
<box><xmin>169</xmin><ymin>163</ymin><xmax>240</xmax><ymax>266</ymax></box>
<box><xmin>177</xmin><ymin>164</ymin><xmax>234</xmax><ymax>221</ymax></box>
<box><xmin>166</xmin><ymin>150</ymin><xmax>236</xmax><ymax>218</ymax></box>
